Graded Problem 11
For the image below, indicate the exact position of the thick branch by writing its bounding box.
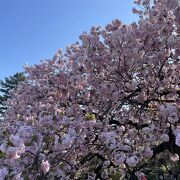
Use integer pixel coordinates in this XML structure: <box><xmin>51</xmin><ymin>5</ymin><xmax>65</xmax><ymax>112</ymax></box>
<box><xmin>109</xmin><ymin>119</ymin><xmax>149</xmax><ymax>130</ymax></box>
<box><xmin>152</xmin><ymin>142</ymin><xmax>169</xmax><ymax>158</ymax></box>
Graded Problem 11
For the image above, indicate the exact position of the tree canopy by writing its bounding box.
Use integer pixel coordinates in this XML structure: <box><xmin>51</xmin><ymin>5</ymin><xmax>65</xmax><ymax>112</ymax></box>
<box><xmin>0</xmin><ymin>0</ymin><xmax>179</xmax><ymax>179</ymax></box>
<box><xmin>0</xmin><ymin>72</ymin><xmax>25</xmax><ymax>118</ymax></box>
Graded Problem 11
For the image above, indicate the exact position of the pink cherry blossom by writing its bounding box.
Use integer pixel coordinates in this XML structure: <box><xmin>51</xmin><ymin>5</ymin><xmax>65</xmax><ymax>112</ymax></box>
<box><xmin>143</xmin><ymin>147</ymin><xmax>153</xmax><ymax>158</ymax></box>
<box><xmin>41</xmin><ymin>160</ymin><xmax>50</xmax><ymax>174</ymax></box>
<box><xmin>170</xmin><ymin>154</ymin><xmax>179</xmax><ymax>161</ymax></box>
<box><xmin>161</xmin><ymin>134</ymin><xmax>169</xmax><ymax>142</ymax></box>
<box><xmin>6</xmin><ymin>147</ymin><xmax>20</xmax><ymax>160</ymax></box>
<box><xmin>0</xmin><ymin>167</ymin><xmax>8</xmax><ymax>179</ymax></box>
<box><xmin>175</xmin><ymin>133</ymin><xmax>180</xmax><ymax>147</ymax></box>
<box><xmin>126</xmin><ymin>156</ymin><xmax>139</xmax><ymax>167</ymax></box>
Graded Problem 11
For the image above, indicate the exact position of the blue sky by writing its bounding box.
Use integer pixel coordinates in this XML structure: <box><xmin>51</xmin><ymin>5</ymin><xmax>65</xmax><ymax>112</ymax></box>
<box><xmin>0</xmin><ymin>0</ymin><xmax>138</xmax><ymax>80</ymax></box>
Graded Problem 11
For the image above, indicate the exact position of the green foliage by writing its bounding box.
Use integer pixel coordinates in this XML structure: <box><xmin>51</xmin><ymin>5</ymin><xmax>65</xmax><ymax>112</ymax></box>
<box><xmin>85</xmin><ymin>113</ymin><xmax>96</xmax><ymax>121</ymax></box>
<box><xmin>0</xmin><ymin>151</ymin><xmax>5</xmax><ymax>158</ymax></box>
<box><xmin>0</xmin><ymin>72</ymin><xmax>25</xmax><ymax>116</ymax></box>
<box><xmin>111</xmin><ymin>172</ymin><xmax>122</xmax><ymax>180</ymax></box>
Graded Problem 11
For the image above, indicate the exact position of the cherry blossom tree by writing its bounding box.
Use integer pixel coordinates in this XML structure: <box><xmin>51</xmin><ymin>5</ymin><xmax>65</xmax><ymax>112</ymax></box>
<box><xmin>0</xmin><ymin>0</ymin><xmax>179</xmax><ymax>179</ymax></box>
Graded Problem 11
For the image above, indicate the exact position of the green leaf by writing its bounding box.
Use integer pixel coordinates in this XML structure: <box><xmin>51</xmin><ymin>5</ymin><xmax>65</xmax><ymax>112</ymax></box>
<box><xmin>0</xmin><ymin>151</ymin><xmax>5</xmax><ymax>158</ymax></box>
<box><xmin>85</xmin><ymin>113</ymin><xmax>96</xmax><ymax>121</ymax></box>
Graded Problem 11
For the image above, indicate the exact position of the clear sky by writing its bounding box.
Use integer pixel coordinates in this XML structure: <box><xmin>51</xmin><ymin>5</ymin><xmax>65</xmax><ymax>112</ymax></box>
<box><xmin>0</xmin><ymin>0</ymin><xmax>138</xmax><ymax>80</ymax></box>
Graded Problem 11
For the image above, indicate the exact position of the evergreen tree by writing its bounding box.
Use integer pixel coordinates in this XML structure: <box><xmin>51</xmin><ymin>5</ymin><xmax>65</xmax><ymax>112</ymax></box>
<box><xmin>0</xmin><ymin>72</ymin><xmax>25</xmax><ymax>117</ymax></box>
